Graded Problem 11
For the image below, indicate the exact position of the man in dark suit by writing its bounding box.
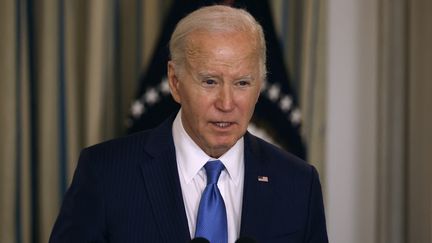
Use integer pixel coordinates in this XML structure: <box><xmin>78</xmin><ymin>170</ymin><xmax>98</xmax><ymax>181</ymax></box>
<box><xmin>49</xmin><ymin>5</ymin><xmax>328</xmax><ymax>243</ymax></box>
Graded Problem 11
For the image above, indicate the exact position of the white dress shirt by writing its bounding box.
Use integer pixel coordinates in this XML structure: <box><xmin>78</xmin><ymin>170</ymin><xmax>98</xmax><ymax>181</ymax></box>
<box><xmin>172</xmin><ymin>110</ymin><xmax>245</xmax><ymax>243</ymax></box>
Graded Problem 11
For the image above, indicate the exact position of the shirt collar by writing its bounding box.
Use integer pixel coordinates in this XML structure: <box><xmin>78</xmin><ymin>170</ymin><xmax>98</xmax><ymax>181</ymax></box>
<box><xmin>172</xmin><ymin>110</ymin><xmax>244</xmax><ymax>185</ymax></box>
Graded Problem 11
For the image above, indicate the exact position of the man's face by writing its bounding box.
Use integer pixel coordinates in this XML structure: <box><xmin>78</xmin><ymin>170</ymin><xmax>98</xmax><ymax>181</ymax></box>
<box><xmin>168</xmin><ymin>31</ymin><xmax>262</xmax><ymax>158</ymax></box>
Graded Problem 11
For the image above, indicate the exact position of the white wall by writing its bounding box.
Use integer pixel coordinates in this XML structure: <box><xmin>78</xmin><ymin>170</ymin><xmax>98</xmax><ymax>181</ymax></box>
<box><xmin>325</xmin><ymin>0</ymin><xmax>378</xmax><ymax>242</ymax></box>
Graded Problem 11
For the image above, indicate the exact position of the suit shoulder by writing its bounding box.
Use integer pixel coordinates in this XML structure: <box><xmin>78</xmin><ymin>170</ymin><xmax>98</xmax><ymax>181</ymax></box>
<box><xmin>247</xmin><ymin>133</ymin><xmax>315</xmax><ymax>175</ymax></box>
<box><xmin>83</xmin><ymin>116</ymin><xmax>174</xmax><ymax>158</ymax></box>
<box><xmin>83</xmin><ymin>130</ymin><xmax>152</xmax><ymax>155</ymax></box>
<box><xmin>81</xmin><ymin>130</ymin><xmax>151</xmax><ymax>161</ymax></box>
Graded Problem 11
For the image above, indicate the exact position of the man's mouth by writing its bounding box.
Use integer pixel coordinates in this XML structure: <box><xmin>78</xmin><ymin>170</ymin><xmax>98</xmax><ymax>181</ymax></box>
<box><xmin>212</xmin><ymin>122</ymin><xmax>234</xmax><ymax>128</ymax></box>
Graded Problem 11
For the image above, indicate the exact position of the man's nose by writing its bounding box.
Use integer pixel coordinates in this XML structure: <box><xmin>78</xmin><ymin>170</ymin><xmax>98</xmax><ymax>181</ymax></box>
<box><xmin>215</xmin><ymin>86</ymin><xmax>235</xmax><ymax>112</ymax></box>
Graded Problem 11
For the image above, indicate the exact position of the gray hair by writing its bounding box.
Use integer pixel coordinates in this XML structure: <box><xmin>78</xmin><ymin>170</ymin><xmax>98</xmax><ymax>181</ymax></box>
<box><xmin>169</xmin><ymin>5</ymin><xmax>267</xmax><ymax>79</ymax></box>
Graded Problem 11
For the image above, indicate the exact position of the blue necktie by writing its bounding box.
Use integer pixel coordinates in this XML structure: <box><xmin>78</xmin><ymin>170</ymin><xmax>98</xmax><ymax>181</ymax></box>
<box><xmin>195</xmin><ymin>160</ymin><xmax>228</xmax><ymax>243</ymax></box>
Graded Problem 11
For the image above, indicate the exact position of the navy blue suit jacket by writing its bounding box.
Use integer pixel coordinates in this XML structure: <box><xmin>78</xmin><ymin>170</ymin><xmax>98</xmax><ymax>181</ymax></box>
<box><xmin>49</xmin><ymin>116</ymin><xmax>328</xmax><ymax>243</ymax></box>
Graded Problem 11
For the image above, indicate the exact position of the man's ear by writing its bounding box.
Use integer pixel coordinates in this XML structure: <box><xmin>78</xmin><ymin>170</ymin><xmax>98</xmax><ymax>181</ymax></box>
<box><xmin>167</xmin><ymin>61</ymin><xmax>181</xmax><ymax>104</ymax></box>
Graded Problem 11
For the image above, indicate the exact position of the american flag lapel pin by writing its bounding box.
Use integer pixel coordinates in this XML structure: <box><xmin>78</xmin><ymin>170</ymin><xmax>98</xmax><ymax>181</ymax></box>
<box><xmin>257</xmin><ymin>176</ymin><xmax>269</xmax><ymax>182</ymax></box>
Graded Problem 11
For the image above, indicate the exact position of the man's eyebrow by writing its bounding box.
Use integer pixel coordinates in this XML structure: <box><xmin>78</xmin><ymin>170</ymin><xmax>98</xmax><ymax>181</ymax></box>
<box><xmin>197</xmin><ymin>71</ymin><xmax>219</xmax><ymax>78</ymax></box>
<box><xmin>195</xmin><ymin>72</ymin><xmax>255</xmax><ymax>81</ymax></box>
<box><xmin>236</xmin><ymin>75</ymin><xmax>253</xmax><ymax>80</ymax></box>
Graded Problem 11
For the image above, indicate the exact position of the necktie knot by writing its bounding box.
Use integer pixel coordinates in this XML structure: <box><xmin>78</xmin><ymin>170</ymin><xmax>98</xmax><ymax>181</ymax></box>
<box><xmin>204</xmin><ymin>160</ymin><xmax>224</xmax><ymax>185</ymax></box>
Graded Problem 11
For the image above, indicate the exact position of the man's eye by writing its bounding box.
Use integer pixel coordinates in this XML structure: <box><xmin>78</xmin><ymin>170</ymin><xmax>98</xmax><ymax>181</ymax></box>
<box><xmin>237</xmin><ymin>80</ymin><xmax>250</xmax><ymax>87</ymax></box>
<box><xmin>203</xmin><ymin>79</ymin><xmax>217</xmax><ymax>85</ymax></box>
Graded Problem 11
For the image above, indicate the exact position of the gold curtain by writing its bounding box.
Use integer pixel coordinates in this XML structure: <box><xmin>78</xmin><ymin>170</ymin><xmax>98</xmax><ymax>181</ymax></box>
<box><xmin>271</xmin><ymin>0</ymin><xmax>326</xmax><ymax>176</ymax></box>
<box><xmin>0</xmin><ymin>0</ymin><xmax>167</xmax><ymax>242</ymax></box>
<box><xmin>0</xmin><ymin>0</ymin><xmax>324</xmax><ymax>242</ymax></box>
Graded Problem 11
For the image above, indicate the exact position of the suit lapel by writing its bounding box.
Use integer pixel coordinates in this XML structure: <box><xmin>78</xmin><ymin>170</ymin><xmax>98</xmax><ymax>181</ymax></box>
<box><xmin>139</xmin><ymin>117</ymin><xmax>190</xmax><ymax>243</ymax></box>
<box><xmin>240</xmin><ymin>132</ymin><xmax>265</xmax><ymax>238</ymax></box>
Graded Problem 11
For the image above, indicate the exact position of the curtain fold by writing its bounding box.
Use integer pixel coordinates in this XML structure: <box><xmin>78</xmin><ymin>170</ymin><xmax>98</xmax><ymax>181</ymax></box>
<box><xmin>271</xmin><ymin>0</ymin><xmax>326</xmax><ymax>176</ymax></box>
<box><xmin>299</xmin><ymin>0</ymin><xmax>326</xmax><ymax>176</ymax></box>
<box><xmin>0</xmin><ymin>1</ymin><xmax>19</xmax><ymax>241</ymax></box>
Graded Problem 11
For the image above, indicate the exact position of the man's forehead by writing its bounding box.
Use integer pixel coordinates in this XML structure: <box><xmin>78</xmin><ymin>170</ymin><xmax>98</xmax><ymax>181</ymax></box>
<box><xmin>181</xmin><ymin>30</ymin><xmax>263</xmax><ymax>78</ymax></box>
<box><xmin>185</xmin><ymin>34</ymin><xmax>258</xmax><ymax>61</ymax></box>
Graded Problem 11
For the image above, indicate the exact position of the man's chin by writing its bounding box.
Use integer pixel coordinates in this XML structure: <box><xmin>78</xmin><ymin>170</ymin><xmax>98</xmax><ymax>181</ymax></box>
<box><xmin>205</xmin><ymin>141</ymin><xmax>237</xmax><ymax>158</ymax></box>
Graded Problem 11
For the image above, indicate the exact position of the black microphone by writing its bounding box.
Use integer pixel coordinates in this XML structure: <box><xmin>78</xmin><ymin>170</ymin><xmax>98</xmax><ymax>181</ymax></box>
<box><xmin>189</xmin><ymin>237</ymin><xmax>210</xmax><ymax>243</ymax></box>
<box><xmin>235</xmin><ymin>236</ymin><xmax>258</xmax><ymax>243</ymax></box>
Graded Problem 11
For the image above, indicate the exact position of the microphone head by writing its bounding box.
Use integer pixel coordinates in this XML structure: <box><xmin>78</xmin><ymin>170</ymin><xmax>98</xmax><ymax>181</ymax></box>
<box><xmin>190</xmin><ymin>237</ymin><xmax>210</xmax><ymax>243</ymax></box>
<box><xmin>235</xmin><ymin>236</ymin><xmax>258</xmax><ymax>243</ymax></box>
